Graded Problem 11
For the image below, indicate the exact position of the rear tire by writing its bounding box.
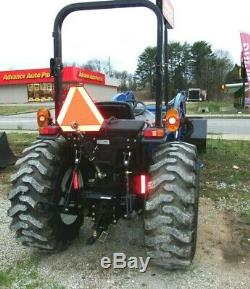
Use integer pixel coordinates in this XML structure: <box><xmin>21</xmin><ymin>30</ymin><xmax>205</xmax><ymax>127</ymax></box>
<box><xmin>8</xmin><ymin>138</ymin><xmax>83</xmax><ymax>252</ymax></box>
<box><xmin>144</xmin><ymin>142</ymin><xmax>199</xmax><ymax>269</ymax></box>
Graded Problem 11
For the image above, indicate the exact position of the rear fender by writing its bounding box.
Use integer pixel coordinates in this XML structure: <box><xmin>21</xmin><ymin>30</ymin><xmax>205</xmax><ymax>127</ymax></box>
<box><xmin>185</xmin><ymin>117</ymin><xmax>207</xmax><ymax>153</ymax></box>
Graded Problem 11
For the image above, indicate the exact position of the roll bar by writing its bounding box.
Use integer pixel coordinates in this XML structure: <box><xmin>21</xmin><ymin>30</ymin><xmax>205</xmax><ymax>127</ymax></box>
<box><xmin>51</xmin><ymin>0</ymin><xmax>168</xmax><ymax>127</ymax></box>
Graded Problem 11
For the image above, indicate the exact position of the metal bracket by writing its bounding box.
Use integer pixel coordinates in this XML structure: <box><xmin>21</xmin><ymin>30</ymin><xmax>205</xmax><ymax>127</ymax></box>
<box><xmin>39</xmin><ymin>201</ymin><xmax>82</xmax><ymax>215</ymax></box>
<box><xmin>89</xmin><ymin>145</ymin><xmax>99</xmax><ymax>162</ymax></box>
<box><xmin>123</xmin><ymin>151</ymin><xmax>131</xmax><ymax>168</ymax></box>
<box><xmin>98</xmin><ymin>231</ymin><xmax>109</xmax><ymax>243</ymax></box>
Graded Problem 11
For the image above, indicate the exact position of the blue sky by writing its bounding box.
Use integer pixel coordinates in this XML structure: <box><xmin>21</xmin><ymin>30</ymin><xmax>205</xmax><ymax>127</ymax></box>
<box><xmin>0</xmin><ymin>0</ymin><xmax>249</xmax><ymax>72</ymax></box>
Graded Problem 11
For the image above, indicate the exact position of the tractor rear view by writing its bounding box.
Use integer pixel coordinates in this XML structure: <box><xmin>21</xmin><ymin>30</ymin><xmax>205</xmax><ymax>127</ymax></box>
<box><xmin>8</xmin><ymin>0</ymin><xmax>204</xmax><ymax>269</ymax></box>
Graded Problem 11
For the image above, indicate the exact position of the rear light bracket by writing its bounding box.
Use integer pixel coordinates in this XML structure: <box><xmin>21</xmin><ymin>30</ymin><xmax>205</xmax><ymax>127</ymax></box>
<box><xmin>141</xmin><ymin>136</ymin><xmax>168</xmax><ymax>144</ymax></box>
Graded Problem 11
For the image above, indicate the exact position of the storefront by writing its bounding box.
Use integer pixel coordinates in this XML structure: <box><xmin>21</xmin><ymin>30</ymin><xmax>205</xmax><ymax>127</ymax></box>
<box><xmin>0</xmin><ymin>67</ymin><xmax>119</xmax><ymax>104</ymax></box>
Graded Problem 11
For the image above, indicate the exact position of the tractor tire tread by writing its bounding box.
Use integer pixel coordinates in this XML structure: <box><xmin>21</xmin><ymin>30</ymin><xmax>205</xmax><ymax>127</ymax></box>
<box><xmin>8</xmin><ymin>138</ymin><xmax>80</xmax><ymax>252</ymax></box>
<box><xmin>144</xmin><ymin>142</ymin><xmax>199</xmax><ymax>269</ymax></box>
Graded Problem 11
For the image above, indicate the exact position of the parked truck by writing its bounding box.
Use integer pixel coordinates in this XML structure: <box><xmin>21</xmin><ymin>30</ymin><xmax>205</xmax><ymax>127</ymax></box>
<box><xmin>187</xmin><ymin>88</ymin><xmax>207</xmax><ymax>102</ymax></box>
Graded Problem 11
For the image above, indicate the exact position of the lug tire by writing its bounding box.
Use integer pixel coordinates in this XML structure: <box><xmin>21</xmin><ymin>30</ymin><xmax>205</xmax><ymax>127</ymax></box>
<box><xmin>144</xmin><ymin>142</ymin><xmax>199</xmax><ymax>269</ymax></box>
<box><xmin>8</xmin><ymin>138</ymin><xmax>83</xmax><ymax>252</ymax></box>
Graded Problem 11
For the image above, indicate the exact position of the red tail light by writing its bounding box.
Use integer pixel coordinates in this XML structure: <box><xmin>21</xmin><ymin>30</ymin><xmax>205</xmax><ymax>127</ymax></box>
<box><xmin>72</xmin><ymin>169</ymin><xmax>79</xmax><ymax>190</ymax></box>
<box><xmin>140</xmin><ymin>175</ymin><xmax>146</xmax><ymax>194</ymax></box>
<box><xmin>143</xmin><ymin>128</ymin><xmax>165</xmax><ymax>138</ymax></box>
<box><xmin>133</xmin><ymin>174</ymin><xmax>148</xmax><ymax>195</ymax></box>
<box><xmin>39</xmin><ymin>126</ymin><xmax>61</xmax><ymax>135</ymax></box>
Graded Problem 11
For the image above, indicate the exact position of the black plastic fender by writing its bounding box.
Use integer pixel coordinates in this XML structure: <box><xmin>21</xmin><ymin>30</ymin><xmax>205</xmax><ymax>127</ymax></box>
<box><xmin>0</xmin><ymin>132</ymin><xmax>17</xmax><ymax>169</ymax></box>
<box><xmin>185</xmin><ymin>117</ymin><xmax>207</xmax><ymax>153</ymax></box>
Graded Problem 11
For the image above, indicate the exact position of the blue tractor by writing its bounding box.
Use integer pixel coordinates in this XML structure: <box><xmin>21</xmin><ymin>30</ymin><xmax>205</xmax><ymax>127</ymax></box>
<box><xmin>8</xmin><ymin>0</ymin><xmax>206</xmax><ymax>269</ymax></box>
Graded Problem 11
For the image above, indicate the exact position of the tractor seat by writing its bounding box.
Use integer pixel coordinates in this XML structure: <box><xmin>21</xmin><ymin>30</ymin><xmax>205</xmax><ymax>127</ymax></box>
<box><xmin>95</xmin><ymin>101</ymin><xmax>134</xmax><ymax>120</ymax></box>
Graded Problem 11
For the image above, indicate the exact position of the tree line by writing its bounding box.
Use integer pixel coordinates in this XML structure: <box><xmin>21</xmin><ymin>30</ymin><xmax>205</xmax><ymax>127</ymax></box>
<box><xmin>70</xmin><ymin>40</ymin><xmax>239</xmax><ymax>100</ymax></box>
<box><xmin>136</xmin><ymin>41</ymin><xmax>235</xmax><ymax>100</ymax></box>
<box><xmin>68</xmin><ymin>58</ymin><xmax>136</xmax><ymax>92</ymax></box>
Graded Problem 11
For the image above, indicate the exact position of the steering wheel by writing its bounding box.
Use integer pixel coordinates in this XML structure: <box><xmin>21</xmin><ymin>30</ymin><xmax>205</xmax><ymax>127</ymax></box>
<box><xmin>133</xmin><ymin>101</ymin><xmax>147</xmax><ymax>117</ymax></box>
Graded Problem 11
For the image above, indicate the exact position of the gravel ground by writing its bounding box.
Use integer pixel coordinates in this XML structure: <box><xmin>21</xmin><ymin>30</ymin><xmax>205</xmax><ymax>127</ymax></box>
<box><xmin>0</xmin><ymin>183</ymin><xmax>249</xmax><ymax>289</ymax></box>
<box><xmin>0</xmin><ymin>186</ymin><xmax>29</xmax><ymax>268</ymax></box>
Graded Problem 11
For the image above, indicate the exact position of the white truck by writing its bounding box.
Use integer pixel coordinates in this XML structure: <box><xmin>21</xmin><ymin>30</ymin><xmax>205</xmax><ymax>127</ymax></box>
<box><xmin>187</xmin><ymin>88</ymin><xmax>207</xmax><ymax>102</ymax></box>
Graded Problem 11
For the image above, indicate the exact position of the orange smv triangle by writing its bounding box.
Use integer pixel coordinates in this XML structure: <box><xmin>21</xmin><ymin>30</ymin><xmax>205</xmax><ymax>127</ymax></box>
<box><xmin>57</xmin><ymin>87</ymin><xmax>104</xmax><ymax>132</ymax></box>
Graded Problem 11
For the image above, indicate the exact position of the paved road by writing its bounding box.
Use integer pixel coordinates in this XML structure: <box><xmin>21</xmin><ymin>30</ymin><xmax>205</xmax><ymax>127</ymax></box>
<box><xmin>0</xmin><ymin>112</ymin><xmax>38</xmax><ymax>130</ymax></box>
<box><xmin>0</xmin><ymin>111</ymin><xmax>55</xmax><ymax>131</ymax></box>
<box><xmin>207</xmin><ymin>118</ymin><xmax>250</xmax><ymax>135</ymax></box>
<box><xmin>0</xmin><ymin>113</ymin><xmax>250</xmax><ymax>137</ymax></box>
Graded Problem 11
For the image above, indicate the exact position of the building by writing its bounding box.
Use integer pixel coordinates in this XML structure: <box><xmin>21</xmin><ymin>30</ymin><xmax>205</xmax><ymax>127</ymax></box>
<box><xmin>0</xmin><ymin>67</ymin><xmax>120</xmax><ymax>104</ymax></box>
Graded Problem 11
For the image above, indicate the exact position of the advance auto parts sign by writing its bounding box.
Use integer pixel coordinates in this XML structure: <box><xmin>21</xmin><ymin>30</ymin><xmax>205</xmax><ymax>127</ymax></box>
<box><xmin>78</xmin><ymin>70</ymin><xmax>105</xmax><ymax>85</ymax></box>
<box><xmin>0</xmin><ymin>67</ymin><xmax>105</xmax><ymax>86</ymax></box>
<box><xmin>0</xmin><ymin>69</ymin><xmax>52</xmax><ymax>85</ymax></box>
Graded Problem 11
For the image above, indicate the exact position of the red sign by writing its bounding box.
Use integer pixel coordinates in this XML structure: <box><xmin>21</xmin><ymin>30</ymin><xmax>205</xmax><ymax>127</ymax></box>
<box><xmin>0</xmin><ymin>67</ymin><xmax>105</xmax><ymax>86</ymax></box>
<box><xmin>241</xmin><ymin>33</ymin><xmax>250</xmax><ymax>80</ymax></box>
<box><xmin>163</xmin><ymin>0</ymin><xmax>174</xmax><ymax>29</ymax></box>
<box><xmin>0</xmin><ymin>68</ymin><xmax>53</xmax><ymax>85</ymax></box>
<box><xmin>77</xmin><ymin>69</ymin><xmax>105</xmax><ymax>85</ymax></box>
<box><xmin>240</xmin><ymin>32</ymin><xmax>250</xmax><ymax>106</ymax></box>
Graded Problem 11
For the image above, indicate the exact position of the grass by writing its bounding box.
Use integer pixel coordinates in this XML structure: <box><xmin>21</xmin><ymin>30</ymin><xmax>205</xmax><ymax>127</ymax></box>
<box><xmin>0</xmin><ymin>105</ymin><xmax>54</xmax><ymax>116</ymax></box>
<box><xmin>200</xmin><ymin>138</ymin><xmax>250</xmax><ymax>185</ymax></box>
<box><xmin>0</xmin><ymin>258</ymin><xmax>65</xmax><ymax>289</ymax></box>
<box><xmin>186</xmin><ymin>100</ymin><xmax>249</xmax><ymax>114</ymax></box>
<box><xmin>241</xmin><ymin>212</ymin><xmax>250</xmax><ymax>224</ymax></box>
<box><xmin>0</xmin><ymin>106</ymin><xmax>38</xmax><ymax>116</ymax></box>
<box><xmin>0</xmin><ymin>133</ymin><xmax>37</xmax><ymax>187</ymax></box>
<box><xmin>200</xmin><ymin>138</ymin><xmax>250</xmax><ymax>223</ymax></box>
<box><xmin>0</xmin><ymin>271</ymin><xmax>11</xmax><ymax>287</ymax></box>
<box><xmin>7</xmin><ymin>132</ymin><xmax>38</xmax><ymax>156</ymax></box>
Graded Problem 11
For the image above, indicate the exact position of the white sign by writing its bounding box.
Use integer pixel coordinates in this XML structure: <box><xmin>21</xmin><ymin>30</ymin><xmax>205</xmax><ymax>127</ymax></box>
<box><xmin>163</xmin><ymin>0</ymin><xmax>174</xmax><ymax>29</ymax></box>
<box><xmin>100</xmin><ymin>253</ymin><xmax>150</xmax><ymax>273</ymax></box>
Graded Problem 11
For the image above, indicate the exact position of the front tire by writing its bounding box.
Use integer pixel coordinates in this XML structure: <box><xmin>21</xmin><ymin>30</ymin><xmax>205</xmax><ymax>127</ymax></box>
<box><xmin>8</xmin><ymin>138</ymin><xmax>83</xmax><ymax>251</ymax></box>
<box><xmin>144</xmin><ymin>142</ymin><xmax>199</xmax><ymax>269</ymax></box>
